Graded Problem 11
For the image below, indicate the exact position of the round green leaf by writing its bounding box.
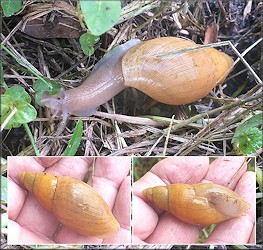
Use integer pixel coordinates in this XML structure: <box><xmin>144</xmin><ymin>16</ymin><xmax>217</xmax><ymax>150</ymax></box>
<box><xmin>33</xmin><ymin>78</ymin><xmax>62</xmax><ymax>106</ymax></box>
<box><xmin>5</xmin><ymin>85</ymin><xmax>31</xmax><ymax>103</ymax></box>
<box><xmin>232</xmin><ymin>113</ymin><xmax>262</xmax><ymax>155</ymax></box>
<box><xmin>232</xmin><ymin>113</ymin><xmax>262</xmax><ymax>143</ymax></box>
<box><xmin>233</xmin><ymin>127</ymin><xmax>263</xmax><ymax>155</ymax></box>
<box><xmin>4</xmin><ymin>120</ymin><xmax>21</xmax><ymax>129</ymax></box>
<box><xmin>1</xmin><ymin>95</ymin><xmax>13</xmax><ymax>115</ymax></box>
<box><xmin>2</xmin><ymin>101</ymin><xmax>37</xmax><ymax>129</ymax></box>
<box><xmin>0</xmin><ymin>112</ymin><xmax>12</xmax><ymax>129</ymax></box>
<box><xmin>80</xmin><ymin>1</ymin><xmax>121</xmax><ymax>36</ymax></box>
<box><xmin>79</xmin><ymin>33</ymin><xmax>99</xmax><ymax>56</ymax></box>
<box><xmin>1</xmin><ymin>0</ymin><xmax>22</xmax><ymax>17</ymax></box>
<box><xmin>14</xmin><ymin>101</ymin><xmax>37</xmax><ymax>124</ymax></box>
<box><xmin>33</xmin><ymin>78</ymin><xmax>61</xmax><ymax>94</ymax></box>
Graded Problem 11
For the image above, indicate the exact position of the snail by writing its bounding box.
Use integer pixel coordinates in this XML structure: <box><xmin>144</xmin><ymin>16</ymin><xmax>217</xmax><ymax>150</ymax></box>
<box><xmin>19</xmin><ymin>172</ymin><xmax>120</xmax><ymax>238</ymax></box>
<box><xmin>143</xmin><ymin>183</ymin><xmax>250</xmax><ymax>226</ymax></box>
<box><xmin>41</xmin><ymin>37</ymin><xmax>234</xmax><ymax>123</ymax></box>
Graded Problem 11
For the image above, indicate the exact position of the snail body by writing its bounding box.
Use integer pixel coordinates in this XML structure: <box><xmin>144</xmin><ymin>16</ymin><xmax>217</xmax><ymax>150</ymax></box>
<box><xmin>143</xmin><ymin>183</ymin><xmax>250</xmax><ymax>226</ymax></box>
<box><xmin>19</xmin><ymin>172</ymin><xmax>120</xmax><ymax>238</ymax></box>
<box><xmin>42</xmin><ymin>37</ymin><xmax>233</xmax><ymax>123</ymax></box>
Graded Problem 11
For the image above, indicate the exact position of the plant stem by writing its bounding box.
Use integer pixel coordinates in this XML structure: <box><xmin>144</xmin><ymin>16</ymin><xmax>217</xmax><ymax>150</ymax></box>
<box><xmin>0</xmin><ymin>63</ymin><xmax>9</xmax><ymax>90</ymax></box>
<box><xmin>23</xmin><ymin>123</ymin><xmax>40</xmax><ymax>156</ymax></box>
<box><xmin>0</xmin><ymin>43</ymin><xmax>51</xmax><ymax>87</ymax></box>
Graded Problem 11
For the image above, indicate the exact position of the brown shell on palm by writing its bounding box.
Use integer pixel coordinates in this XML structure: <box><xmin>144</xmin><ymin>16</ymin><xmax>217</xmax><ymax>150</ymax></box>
<box><xmin>19</xmin><ymin>172</ymin><xmax>120</xmax><ymax>238</ymax></box>
<box><xmin>143</xmin><ymin>183</ymin><xmax>250</xmax><ymax>226</ymax></box>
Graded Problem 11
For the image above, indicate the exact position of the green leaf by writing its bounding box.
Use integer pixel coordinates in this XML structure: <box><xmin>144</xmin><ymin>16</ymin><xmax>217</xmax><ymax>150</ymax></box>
<box><xmin>33</xmin><ymin>78</ymin><xmax>61</xmax><ymax>94</ymax></box>
<box><xmin>1</xmin><ymin>101</ymin><xmax>37</xmax><ymax>129</ymax></box>
<box><xmin>79</xmin><ymin>33</ymin><xmax>99</xmax><ymax>56</ymax></box>
<box><xmin>1</xmin><ymin>95</ymin><xmax>13</xmax><ymax>115</ymax></box>
<box><xmin>232</xmin><ymin>113</ymin><xmax>262</xmax><ymax>142</ymax></box>
<box><xmin>5</xmin><ymin>85</ymin><xmax>31</xmax><ymax>103</ymax></box>
<box><xmin>1</xmin><ymin>85</ymin><xmax>37</xmax><ymax>129</ymax></box>
<box><xmin>63</xmin><ymin>119</ymin><xmax>83</xmax><ymax>156</ymax></box>
<box><xmin>232</xmin><ymin>113</ymin><xmax>263</xmax><ymax>155</ymax></box>
<box><xmin>1</xmin><ymin>176</ymin><xmax>7</xmax><ymax>203</ymax></box>
<box><xmin>80</xmin><ymin>1</ymin><xmax>121</xmax><ymax>36</ymax></box>
<box><xmin>14</xmin><ymin>101</ymin><xmax>37</xmax><ymax>123</ymax></box>
<box><xmin>33</xmin><ymin>78</ymin><xmax>62</xmax><ymax>106</ymax></box>
<box><xmin>233</xmin><ymin>127</ymin><xmax>262</xmax><ymax>155</ymax></box>
<box><xmin>1</xmin><ymin>0</ymin><xmax>23</xmax><ymax>17</ymax></box>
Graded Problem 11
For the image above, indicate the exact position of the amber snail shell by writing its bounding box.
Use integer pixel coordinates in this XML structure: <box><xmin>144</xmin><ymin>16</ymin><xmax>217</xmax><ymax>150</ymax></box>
<box><xmin>143</xmin><ymin>183</ymin><xmax>250</xmax><ymax>226</ymax></box>
<box><xmin>19</xmin><ymin>172</ymin><xmax>120</xmax><ymax>238</ymax></box>
<box><xmin>122</xmin><ymin>37</ymin><xmax>234</xmax><ymax>105</ymax></box>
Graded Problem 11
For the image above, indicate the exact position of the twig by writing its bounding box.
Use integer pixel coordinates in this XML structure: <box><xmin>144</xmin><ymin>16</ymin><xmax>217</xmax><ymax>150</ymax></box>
<box><xmin>147</xmin><ymin>91</ymin><xmax>262</xmax><ymax>141</ymax></box>
<box><xmin>117</xmin><ymin>0</ymin><xmax>160</xmax><ymax>25</ymax></box>
<box><xmin>163</xmin><ymin>115</ymin><xmax>175</xmax><ymax>155</ymax></box>
<box><xmin>144</xmin><ymin>135</ymin><xmax>164</xmax><ymax>156</ymax></box>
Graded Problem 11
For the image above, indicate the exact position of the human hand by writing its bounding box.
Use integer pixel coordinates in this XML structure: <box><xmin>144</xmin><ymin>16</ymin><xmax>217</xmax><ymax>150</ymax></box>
<box><xmin>8</xmin><ymin>156</ymin><xmax>131</xmax><ymax>244</ymax></box>
<box><xmin>133</xmin><ymin>156</ymin><xmax>255</xmax><ymax>244</ymax></box>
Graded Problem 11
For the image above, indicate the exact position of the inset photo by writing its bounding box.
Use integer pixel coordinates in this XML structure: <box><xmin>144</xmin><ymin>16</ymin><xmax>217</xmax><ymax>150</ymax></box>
<box><xmin>8</xmin><ymin>156</ymin><xmax>131</xmax><ymax>245</ymax></box>
<box><xmin>132</xmin><ymin>156</ymin><xmax>256</xmax><ymax>245</ymax></box>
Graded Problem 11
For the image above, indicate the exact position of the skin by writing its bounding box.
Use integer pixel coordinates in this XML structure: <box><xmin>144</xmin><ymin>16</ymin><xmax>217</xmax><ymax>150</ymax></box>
<box><xmin>133</xmin><ymin>156</ymin><xmax>256</xmax><ymax>244</ymax></box>
<box><xmin>8</xmin><ymin>156</ymin><xmax>131</xmax><ymax>244</ymax></box>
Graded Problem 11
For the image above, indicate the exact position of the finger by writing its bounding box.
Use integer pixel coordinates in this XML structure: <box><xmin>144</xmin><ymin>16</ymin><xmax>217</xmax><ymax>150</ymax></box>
<box><xmin>151</xmin><ymin>156</ymin><xmax>210</xmax><ymax>184</ymax></box>
<box><xmin>37</xmin><ymin>157</ymin><xmax>63</xmax><ymax>167</ymax></box>
<box><xmin>132</xmin><ymin>165</ymin><xmax>165</xmax><ymax>239</ymax></box>
<box><xmin>8</xmin><ymin>156</ymin><xmax>44</xmax><ymax>185</ymax></box>
<box><xmin>87</xmin><ymin>156</ymin><xmax>130</xmax><ymax>209</ymax></box>
<box><xmin>132</xmin><ymin>193</ymin><xmax>158</xmax><ymax>240</ymax></box>
<box><xmin>205</xmin><ymin>171</ymin><xmax>256</xmax><ymax>244</ymax></box>
<box><xmin>54</xmin><ymin>226</ymin><xmax>102</xmax><ymax>244</ymax></box>
<box><xmin>249</xmin><ymin>225</ymin><xmax>256</xmax><ymax>243</ymax></box>
<box><xmin>103</xmin><ymin>176</ymin><xmax>131</xmax><ymax>244</ymax></box>
<box><xmin>14</xmin><ymin>193</ymin><xmax>60</xmax><ymax>243</ymax></box>
<box><xmin>203</xmin><ymin>156</ymin><xmax>247</xmax><ymax>188</ymax></box>
<box><xmin>8</xmin><ymin>179</ymin><xmax>26</xmax><ymax>220</ymax></box>
<box><xmin>132</xmin><ymin>235</ymin><xmax>146</xmax><ymax>244</ymax></box>
<box><xmin>8</xmin><ymin>220</ymin><xmax>54</xmax><ymax>244</ymax></box>
<box><xmin>145</xmin><ymin>213</ymin><xmax>200</xmax><ymax>244</ymax></box>
<box><xmin>44</xmin><ymin>156</ymin><xmax>93</xmax><ymax>180</ymax></box>
<box><xmin>235</xmin><ymin>171</ymin><xmax>256</xmax><ymax>222</ymax></box>
<box><xmin>113</xmin><ymin>176</ymin><xmax>131</xmax><ymax>231</ymax></box>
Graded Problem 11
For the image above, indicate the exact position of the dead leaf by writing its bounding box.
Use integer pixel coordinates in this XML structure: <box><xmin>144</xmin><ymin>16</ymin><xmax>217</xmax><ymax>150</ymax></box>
<box><xmin>21</xmin><ymin>16</ymin><xmax>83</xmax><ymax>39</ymax></box>
<box><xmin>204</xmin><ymin>23</ymin><xmax>219</xmax><ymax>44</ymax></box>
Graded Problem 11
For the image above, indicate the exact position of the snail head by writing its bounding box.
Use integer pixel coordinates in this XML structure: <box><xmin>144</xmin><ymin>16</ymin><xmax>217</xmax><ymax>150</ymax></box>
<box><xmin>41</xmin><ymin>90</ymin><xmax>65</xmax><ymax>119</ymax></box>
